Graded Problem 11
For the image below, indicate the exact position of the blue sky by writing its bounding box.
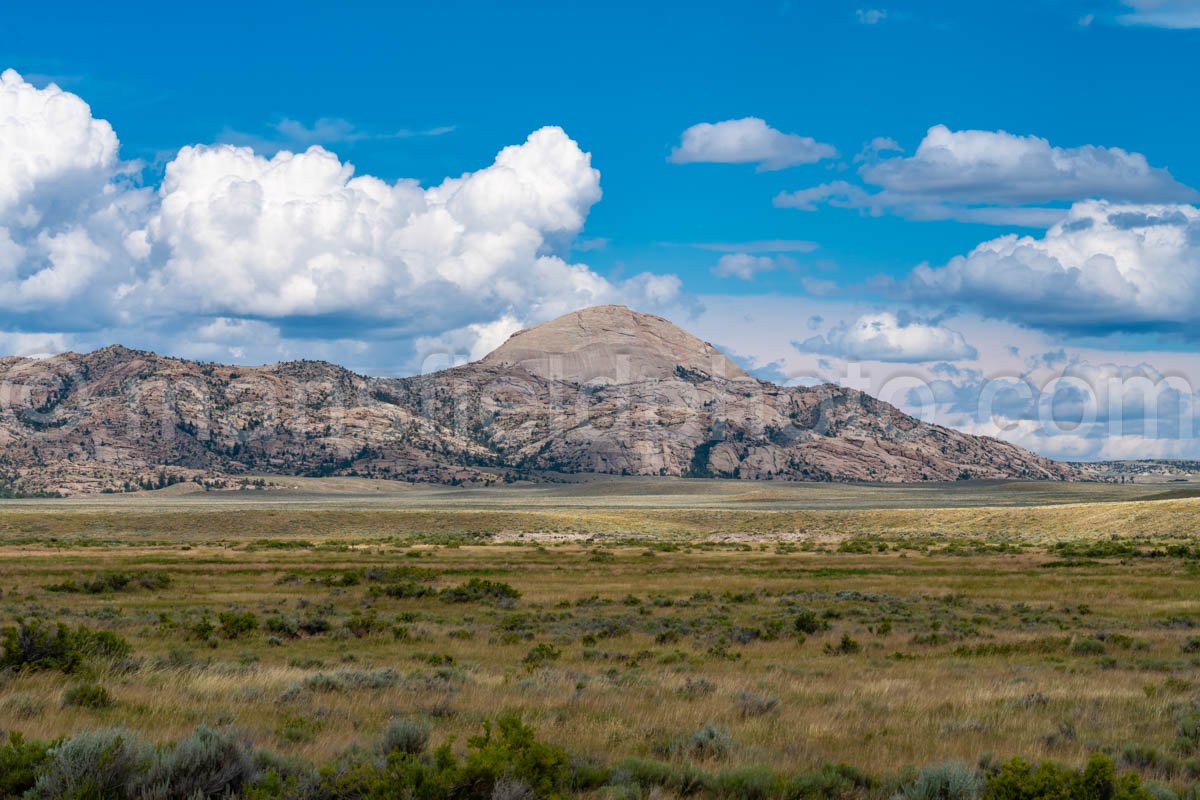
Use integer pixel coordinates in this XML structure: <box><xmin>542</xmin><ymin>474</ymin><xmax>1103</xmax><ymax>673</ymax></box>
<box><xmin>2</xmin><ymin>0</ymin><xmax>1200</xmax><ymax>459</ymax></box>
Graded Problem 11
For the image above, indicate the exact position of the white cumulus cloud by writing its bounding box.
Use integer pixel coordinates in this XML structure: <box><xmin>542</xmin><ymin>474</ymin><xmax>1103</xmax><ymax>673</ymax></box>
<box><xmin>669</xmin><ymin>117</ymin><xmax>837</xmax><ymax>171</ymax></box>
<box><xmin>795</xmin><ymin>311</ymin><xmax>977</xmax><ymax>362</ymax></box>
<box><xmin>0</xmin><ymin>69</ymin><xmax>151</xmax><ymax>316</ymax></box>
<box><xmin>777</xmin><ymin>124</ymin><xmax>1195</xmax><ymax>226</ymax></box>
<box><xmin>0</xmin><ymin>69</ymin><xmax>686</xmax><ymax>368</ymax></box>
<box><xmin>904</xmin><ymin>200</ymin><xmax>1200</xmax><ymax>334</ymax></box>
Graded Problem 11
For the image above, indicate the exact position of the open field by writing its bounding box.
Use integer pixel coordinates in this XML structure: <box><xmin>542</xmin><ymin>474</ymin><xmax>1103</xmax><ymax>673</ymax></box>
<box><xmin>3</xmin><ymin>478</ymin><xmax>1200</xmax><ymax>797</ymax></box>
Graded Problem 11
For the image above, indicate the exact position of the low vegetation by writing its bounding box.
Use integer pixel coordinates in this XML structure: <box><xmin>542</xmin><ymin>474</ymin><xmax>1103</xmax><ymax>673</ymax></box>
<box><xmin>2</xmin><ymin>485</ymin><xmax>1200</xmax><ymax>797</ymax></box>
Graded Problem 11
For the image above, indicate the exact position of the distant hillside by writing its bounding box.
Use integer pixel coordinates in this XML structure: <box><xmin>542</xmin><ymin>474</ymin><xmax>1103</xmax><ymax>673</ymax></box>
<box><xmin>0</xmin><ymin>305</ymin><xmax>1078</xmax><ymax>494</ymax></box>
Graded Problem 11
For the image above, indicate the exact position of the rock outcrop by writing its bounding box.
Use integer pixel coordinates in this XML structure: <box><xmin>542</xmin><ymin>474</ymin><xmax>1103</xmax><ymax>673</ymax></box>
<box><xmin>0</xmin><ymin>306</ymin><xmax>1078</xmax><ymax>494</ymax></box>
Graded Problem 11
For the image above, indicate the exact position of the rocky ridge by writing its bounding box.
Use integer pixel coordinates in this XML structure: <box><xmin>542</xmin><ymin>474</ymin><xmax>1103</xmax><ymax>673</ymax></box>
<box><xmin>0</xmin><ymin>305</ymin><xmax>1077</xmax><ymax>494</ymax></box>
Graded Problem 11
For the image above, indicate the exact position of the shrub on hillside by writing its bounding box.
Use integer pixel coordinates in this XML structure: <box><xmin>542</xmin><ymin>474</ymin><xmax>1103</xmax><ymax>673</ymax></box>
<box><xmin>0</xmin><ymin>733</ymin><xmax>50</xmax><ymax>798</ymax></box>
<box><xmin>0</xmin><ymin>619</ymin><xmax>131</xmax><ymax>673</ymax></box>
<box><xmin>139</xmin><ymin>724</ymin><xmax>257</xmax><ymax>800</ymax></box>
<box><xmin>32</xmin><ymin>727</ymin><xmax>154</xmax><ymax>799</ymax></box>
<box><xmin>218</xmin><ymin>611</ymin><xmax>258</xmax><ymax>639</ymax></box>
<box><xmin>896</xmin><ymin>761</ymin><xmax>981</xmax><ymax>800</ymax></box>
<box><xmin>441</xmin><ymin>579</ymin><xmax>521</xmax><ymax>604</ymax></box>
<box><xmin>62</xmin><ymin>682</ymin><xmax>115</xmax><ymax>709</ymax></box>
<box><xmin>379</xmin><ymin>717</ymin><xmax>430</xmax><ymax>756</ymax></box>
<box><xmin>983</xmin><ymin>753</ymin><xmax>1155</xmax><ymax>800</ymax></box>
<box><xmin>795</xmin><ymin>609</ymin><xmax>830</xmax><ymax>636</ymax></box>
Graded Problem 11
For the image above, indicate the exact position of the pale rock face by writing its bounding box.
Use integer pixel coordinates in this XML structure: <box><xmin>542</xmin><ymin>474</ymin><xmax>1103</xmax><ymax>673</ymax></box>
<box><xmin>0</xmin><ymin>306</ymin><xmax>1076</xmax><ymax>495</ymax></box>
<box><xmin>480</xmin><ymin>305</ymin><xmax>751</xmax><ymax>385</ymax></box>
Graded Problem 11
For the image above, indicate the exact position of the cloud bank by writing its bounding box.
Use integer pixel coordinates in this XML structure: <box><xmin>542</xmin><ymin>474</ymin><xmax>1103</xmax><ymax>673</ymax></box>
<box><xmin>905</xmin><ymin>200</ymin><xmax>1200</xmax><ymax>334</ymax></box>
<box><xmin>777</xmin><ymin>124</ymin><xmax>1196</xmax><ymax>226</ymax></box>
<box><xmin>0</xmin><ymin>69</ymin><xmax>682</xmax><ymax>367</ymax></box>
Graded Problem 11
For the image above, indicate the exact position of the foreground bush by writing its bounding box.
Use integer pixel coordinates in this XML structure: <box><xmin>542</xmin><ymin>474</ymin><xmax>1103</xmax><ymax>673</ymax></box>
<box><xmin>984</xmin><ymin>753</ymin><xmax>1155</xmax><ymax>800</ymax></box>
<box><xmin>0</xmin><ymin>619</ymin><xmax>132</xmax><ymax>673</ymax></box>
<box><xmin>0</xmin><ymin>733</ymin><xmax>50</xmax><ymax>798</ymax></box>
<box><xmin>32</xmin><ymin>727</ymin><xmax>155</xmax><ymax>799</ymax></box>
<box><xmin>0</xmin><ymin>720</ymin><xmax>1181</xmax><ymax>800</ymax></box>
<box><xmin>139</xmin><ymin>724</ymin><xmax>257</xmax><ymax>800</ymax></box>
<box><xmin>897</xmin><ymin>761</ymin><xmax>980</xmax><ymax>800</ymax></box>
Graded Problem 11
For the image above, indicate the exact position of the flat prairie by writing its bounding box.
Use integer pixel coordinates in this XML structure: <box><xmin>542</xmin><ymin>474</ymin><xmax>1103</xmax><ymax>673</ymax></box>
<box><xmin>3</xmin><ymin>477</ymin><xmax>1200</xmax><ymax>789</ymax></box>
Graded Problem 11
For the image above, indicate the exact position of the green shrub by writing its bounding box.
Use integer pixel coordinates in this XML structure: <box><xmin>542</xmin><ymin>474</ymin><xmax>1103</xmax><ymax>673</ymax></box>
<box><xmin>896</xmin><ymin>761</ymin><xmax>981</xmax><ymax>800</ymax></box>
<box><xmin>298</xmin><ymin>615</ymin><xmax>331</xmax><ymax>635</ymax></box>
<box><xmin>0</xmin><ymin>619</ymin><xmax>131</xmax><ymax>673</ymax></box>
<box><xmin>983</xmin><ymin>753</ymin><xmax>1154</xmax><ymax>800</ymax></box>
<box><xmin>795</xmin><ymin>609</ymin><xmax>829</xmax><ymax>635</ymax></box>
<box><xmin>45</xmin><ymin>571</ymin><xmax>171</xmax><ymax>594</ymax></box>
<box><xmin>264</xmin><ymin>614</ymin><xmax>299</xmax><ymax>638</ymax></box>
<box><xmin>460</xmin><ymin>714</ymin><xmax>571</xmax><ymax>797</ymax></box>
<box><xmin>1182</xmin><ymin>636</ymin><xmax>1200</xmax><ymax>654</ymax></box>
<box><xmin>378</xmin><ymin>581</ymin><xmax>437</xmax><ymax>599</ymax></box>
<box><xmin>824</xmin><ymin>634</ymin><xmax>862</xmax><ymax>655</ymax></box>
<box><xmin>139</xmin><ymin>724</ymin><xmax>257</xmax><ymax>800</ymax></box>
<box><xmin>343</xmin><ymin>611</ymin><xmax>385</xmax><ymax>638</ymax></box>
<box><xmin>710</xmin><ymin>765</ymin><xmax>781</xmax><ymax>799</ymax></box>
<box><xmin>63</xmin><ymin>682</ymin><xmax>115</xmax><ymax>709</ymax></box>
<box><xmin>1177</xmin><ymin>713</ymin><xmax>1200</xmax><ymax>755</ymax></box>
<box><xmin>787</xmin><ymin>762</ymin><xmax>871</xmax><ymax>799</ymax></box>
<box><xmin>379</xmin><ymin>717</ymin><xmax>431</xmax><ymax>756</ymax></box>
<box><xmin>0</xmin><ymin>732</ymin><xmax>50</xmax><ymax>798</ymax></box>
<box><xmin>274</xmin><ymin>711</ymin><xmax>323</xmax><ymax>744</ymax></box>
<box><xmin>218</xmin><ymin>611</ymin><xmax>258</xmax><ymax>639</ymax></box>
<box><xmin>441</xmin><ymin>578</ymin><xmax>522</xmax><ymax>604</ymax></box>
<box><xmin>1120</xmin><ymin>743</ymin><xmax>1180</xmax><ymax>777</ymax></box>
<box><xmin>612</xmin><ymin>756</ymin><xmax>710</xmax><ymax>796</ymax></box>
<box><xmin>523</xmin><ymin>642</ymin><xmax>562</xmax><ymax>669</ymax></box>
<box><xmin>33</xmin><ymin>727</ymin><xmax>154</xmax><ymax>799</ymax></box>
<box><xmin>190</xmin><ymin>616</ymin><xmax>216</xmax><ymax>640</ymax></box>
<box><xmin>1070</xmin><ymin>638</ymin><xmax>1107</xmax><ymax>656</ymax></box>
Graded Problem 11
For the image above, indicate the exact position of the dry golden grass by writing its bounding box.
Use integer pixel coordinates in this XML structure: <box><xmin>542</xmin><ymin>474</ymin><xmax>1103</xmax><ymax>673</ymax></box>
<box><xmin>2</xmin><ymin>481</ymin><xmax>1199</xmax><ymax>776</ymax></box>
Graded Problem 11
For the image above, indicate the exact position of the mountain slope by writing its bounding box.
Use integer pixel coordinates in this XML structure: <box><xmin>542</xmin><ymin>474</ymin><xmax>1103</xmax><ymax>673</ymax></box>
<box><xmin>0</xmin><ymin>306</ymin><xmax>1077</xmax><ymax>494</ymax></box>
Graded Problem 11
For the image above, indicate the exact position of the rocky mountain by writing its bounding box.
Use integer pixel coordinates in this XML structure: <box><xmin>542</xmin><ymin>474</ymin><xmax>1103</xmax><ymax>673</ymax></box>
<box><xmin>0</xmin><ymin>305</ymin><xmax>1077</xmax><ymax>494</ymax></box>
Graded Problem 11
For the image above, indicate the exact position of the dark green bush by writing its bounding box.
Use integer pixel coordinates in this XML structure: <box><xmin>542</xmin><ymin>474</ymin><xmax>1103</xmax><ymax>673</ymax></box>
<box><xmin>0</xmin><ymin>619</ymin><xmax>131</xmax><ymax>673</ymax></box>
<box><xmin>522</xmin><ymin>642</ymin><xmax>561</xmax><ymax>669</ymax></box>
<box><xmin>63</xmin><ymin>682</ymin><xmax>115</xmax><ymax>709</ymax></box>
<box><xmin>45</xmin><ymin>571</ymin><xmax>171</xmax><ymax>594</ymax></box>
<box><xmin>264</xmin><ymin>614</ymin><xmax>299</xmax><ymax>638</ymax></box>
<box><xmin>786</xmin><ymin>762</ymin><xmax>871</xmax><ymax>799</ymax></box>
<box><xmin>824</xmin><ymin>634</ymin><xmax>862</xmax><ymax>655</ymax></box>
<box><xmin>218</xmin><ymin>611</ymin><xmax>258</xmax><ymax>639</ymax></box>
<box><xmin>794</xmin><ymin>609</ymin><xmax>829</xmax><ymax>635</ymax></box>
<box><xmin>0</xmin><ymin>732</ymin><xmax>50</xmax><ymax>797</ymax></box>
<box><xmin>343</xmin><ymin>611</ymin><xmax>386</xmax><ymax>638</ymax></box>
<box><xmin>1070</xmin><ymin>638</ymin><xmax>1107</xmax><ymax>656</ymax></box>
<box><xmin>440</xmin><ymin>578</ymin><xmax>521</xmax><ymax>604</ymax></box>
<box><xmin>983</xmin><ymin>753</ymin><xmax>1155</xmax><ymax>800</ymax></box>
<box><xmin>710</xmin><ymin>765</ymin><xmax>782</xmax><ymax>799</ymax></box>
<box><xmin>377</xmin><ymin>581</ymin><xmax>437</xmax><ymax>599</ymax></box>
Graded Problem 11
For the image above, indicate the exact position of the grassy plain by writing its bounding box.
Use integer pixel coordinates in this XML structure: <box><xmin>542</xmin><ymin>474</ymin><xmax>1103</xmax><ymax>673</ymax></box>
<box><xmin>3</xmin><ymin>477</ymin><xmax>1200</xmax><ymax>790</ymax></box>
